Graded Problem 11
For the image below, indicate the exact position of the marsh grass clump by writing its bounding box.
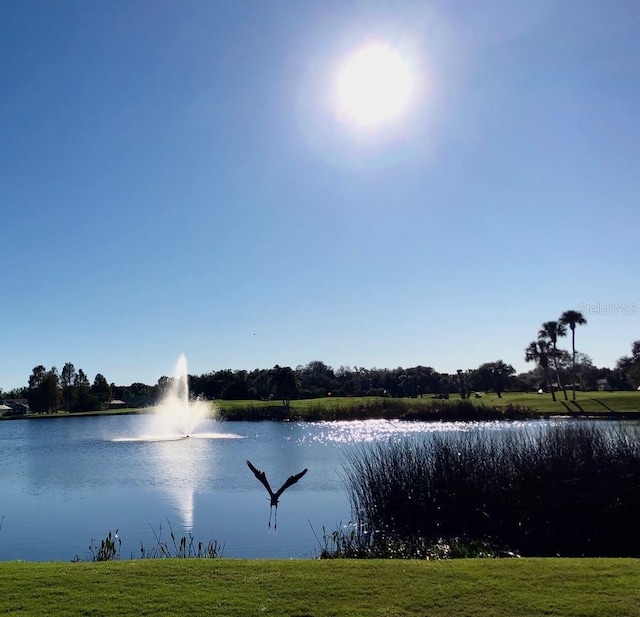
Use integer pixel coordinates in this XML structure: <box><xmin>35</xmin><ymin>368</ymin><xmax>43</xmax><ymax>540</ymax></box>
<box><xmin>75</xmin><ymin>523</ymin><xmax>223</xmax><ymax>562</ymax></box>
<box><xmin>87</xmin><ymin>530</ymin><xmax>121</xmax><ymax>562</ymax></box>
<box><xmin>139</xmin><ymin>521</ymin><xmax>224</xmax><ymax>559</ymax></box>
<box><xmin>316</xmin><ymin>523</ymin><xmax>500</xmax><ymax>560</ymax></box>
<box><xmin>339</xmin><ymin>422</ymin><xmax>640</xmax><ymax>558</ymax></box>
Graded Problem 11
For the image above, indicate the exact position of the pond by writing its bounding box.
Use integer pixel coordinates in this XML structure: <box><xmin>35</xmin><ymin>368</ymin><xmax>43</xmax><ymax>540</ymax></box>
<box><xmin>0</xmin><ymin>414</ymin><xmax>567</xmax><ymax>561</ymax></box>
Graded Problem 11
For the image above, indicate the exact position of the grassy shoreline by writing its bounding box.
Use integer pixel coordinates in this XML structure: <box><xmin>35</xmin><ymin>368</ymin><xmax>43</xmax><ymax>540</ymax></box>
<box><xmin>1</xmin><ymin>558</ymin><xmax>639</xmax><ymax>616</ymax></box>
<box><xmin>4</xmin><ymin>391</ymin><xmax>640</xmax><ymax>422</ymax></box>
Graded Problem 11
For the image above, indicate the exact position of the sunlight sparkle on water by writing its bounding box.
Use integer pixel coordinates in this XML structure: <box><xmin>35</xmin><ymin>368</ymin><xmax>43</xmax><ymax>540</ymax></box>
<box><xmin>299</xmin><ymin>419</ymin><xmax>545</xmax><ymax>444</ymax></box>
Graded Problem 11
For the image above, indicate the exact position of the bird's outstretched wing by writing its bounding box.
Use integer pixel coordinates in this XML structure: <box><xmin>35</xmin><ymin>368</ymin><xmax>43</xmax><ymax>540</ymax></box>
<box><xmin>274</xmin><ymin>468</ymin><xmax>308</xmax><ymax>500</ymax></box>
<box><xmin>247</xmin><ymin>460</ymin><xmax>275</xmax><ymax>498</ymax></box>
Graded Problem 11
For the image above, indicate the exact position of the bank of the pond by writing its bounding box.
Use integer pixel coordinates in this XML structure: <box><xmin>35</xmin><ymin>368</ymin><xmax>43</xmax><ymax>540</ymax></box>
<box><xmin>0</xmin><ymin>558</ymin><xmax>638</xmax><ymax>617</ymax></box>
<box><xmin>4</xmin><ymin>391</ymin><xmax>639</xmax><ymax>422</ymax></box>
<box><xmin>215</xmin><ymin>391</ymin><xmax>640</xmax><ymax>421</ymax></box>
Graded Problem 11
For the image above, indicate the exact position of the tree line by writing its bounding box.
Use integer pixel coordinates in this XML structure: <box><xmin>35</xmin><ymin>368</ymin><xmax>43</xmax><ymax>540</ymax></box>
<box><xmin>2</xmin><ymin>309</ymin><xmax>639</xmax><ymax>414</ymax></box>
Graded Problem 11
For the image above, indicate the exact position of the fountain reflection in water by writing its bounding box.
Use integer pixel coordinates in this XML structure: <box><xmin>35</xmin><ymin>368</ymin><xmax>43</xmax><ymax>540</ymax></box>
<box><xmin>113</xmin><ymin>354</ymin><xmax>242</xmax><ymax>530</ymax></box>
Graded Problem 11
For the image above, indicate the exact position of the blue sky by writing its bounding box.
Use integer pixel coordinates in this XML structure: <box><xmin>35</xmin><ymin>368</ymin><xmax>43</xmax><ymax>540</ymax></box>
<box><xmin>2</xmin><ymin>0</ymin><xmax>639</xmax><ymax>390</ymax></box>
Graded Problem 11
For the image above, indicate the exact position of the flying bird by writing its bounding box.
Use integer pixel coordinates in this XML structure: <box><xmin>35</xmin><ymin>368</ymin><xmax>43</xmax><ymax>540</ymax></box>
<box><xmin>246</xmin><ymin>460</ymin><xmax>308</xmax><ymax>529</ymax></box>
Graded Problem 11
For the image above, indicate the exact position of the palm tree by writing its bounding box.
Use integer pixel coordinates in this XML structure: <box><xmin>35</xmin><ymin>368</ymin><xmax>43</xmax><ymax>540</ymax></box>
<box><xmin>538</xmin><ymin>320</ymin><xmax>568</xmax><ymax>400</ymax></box>
<box><xmin>525</xmin><ymin>340</ymin><xmax>556</xmax><ymax>401</ymax></box>
<box><xmin>559</xmin><ymin>310</ymin><xmax>587</xmax><ymax>400</ymax></box>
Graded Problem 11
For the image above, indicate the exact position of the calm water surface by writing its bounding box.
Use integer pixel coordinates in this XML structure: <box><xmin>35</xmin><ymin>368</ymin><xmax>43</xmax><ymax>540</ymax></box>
<box><xmin>0</xmin><ymin>415</ymin><xmax>565</xmax><ymax>561</ymax></box>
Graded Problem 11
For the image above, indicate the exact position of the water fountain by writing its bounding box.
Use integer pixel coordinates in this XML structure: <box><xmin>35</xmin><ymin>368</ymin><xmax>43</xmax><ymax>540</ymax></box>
<box><xmin>113</xmin><ymin>354</ymin><xmax>242</xmax><ymax>530</ymax></box>
<box><xmin>147</xmin><ymin>354</ymin><xmax>211</xmax><ymax>440</ymax></box>
<box><xmin>115</xmin><ymin>354</ymin><xmax>241</xmax><ymax>441</ymax></box>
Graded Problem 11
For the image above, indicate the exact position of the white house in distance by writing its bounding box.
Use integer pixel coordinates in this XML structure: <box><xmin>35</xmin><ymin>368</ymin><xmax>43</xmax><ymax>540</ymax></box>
<box><xmin>0</xmin><ymin>399</ymin><xmax>30</xmax><ymax>416</ymax></box>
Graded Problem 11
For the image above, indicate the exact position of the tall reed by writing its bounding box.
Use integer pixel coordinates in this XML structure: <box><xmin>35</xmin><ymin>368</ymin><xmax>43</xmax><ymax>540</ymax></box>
<box><xmin>341</xmin><ymin>422</ymin><xmax>640</xmax><ymax>557</ymax></box>
<box><xmin>139</xmin><ymin>522</ymin><xmax>223</xmax><ymax>559</ymax></box>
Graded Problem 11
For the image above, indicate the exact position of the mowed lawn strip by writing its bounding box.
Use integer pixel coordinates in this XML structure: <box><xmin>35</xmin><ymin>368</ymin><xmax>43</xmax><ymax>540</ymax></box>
<box><xmin>215</xmin><ymin>391</ymin><xmax>639</xmax><ymax>412</ymax></box>
<box><xmin>14</xmin><ymin>391</ymin><xmax>640</xmax><ymax>421</ymax></box>
<box><xmin>459</xmin><ymin>390</ymin><xmax>640</xmax><ymax>414</ymax></box>
<box><xmin>215</xmin><ymin>391</ymin><xmax>640</xmax><ymax>419</ymax></box>
<box><xmin>0</xmin><ymin>559</ymin><xmax>638</xmax><ymax>617</ymax></box>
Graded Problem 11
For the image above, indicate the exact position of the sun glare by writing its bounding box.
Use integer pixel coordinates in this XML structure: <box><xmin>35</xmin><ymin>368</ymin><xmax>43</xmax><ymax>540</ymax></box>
<box><xmin>336</xmin><ymin>43</ymin><xmax>413</xmax><ymax>129</ymax></box>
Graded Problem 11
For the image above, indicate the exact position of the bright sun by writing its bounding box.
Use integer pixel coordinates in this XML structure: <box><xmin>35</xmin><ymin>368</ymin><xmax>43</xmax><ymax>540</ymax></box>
<box><xmin>336</xmin><ymin>43</ymin><xmax>413</xmax><ymax>129</ymax></box>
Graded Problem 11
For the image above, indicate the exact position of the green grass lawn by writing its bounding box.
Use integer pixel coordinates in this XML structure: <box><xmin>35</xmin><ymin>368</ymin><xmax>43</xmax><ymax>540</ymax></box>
<box><xmin>451</xmin><ymin>390</ymin><xmax>640</xmax><ymax>414</ymax></box>
<box><xmin>216</xmin><ymin>390</ymin><xmax>640</xmax><ymax>419</ymax></box>
<box><xmin>14</xmin><ymin>390</ymin><xmax>639</xmax><ymax>422</ymax></box>
<box><xmin>0</xmin><ymin>558</ymin><xmax>638</xmax><ymax>616</ymax></box>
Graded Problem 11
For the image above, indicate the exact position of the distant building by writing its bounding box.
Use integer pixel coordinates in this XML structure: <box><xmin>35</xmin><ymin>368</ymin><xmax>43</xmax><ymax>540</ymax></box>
<box><xmin>108</xmin><ymin>399</ymin><xmax>127</xmax><ymax>409</ymax></box>
<box><xmin>597</xmin><ymin>378</ymin><xmax>612</xmax><ymax>392</ymax></box>
<box><xmin>0</xmin><ymin>399</ymin><xmax>30</xmax><ymax>415</ymax></box>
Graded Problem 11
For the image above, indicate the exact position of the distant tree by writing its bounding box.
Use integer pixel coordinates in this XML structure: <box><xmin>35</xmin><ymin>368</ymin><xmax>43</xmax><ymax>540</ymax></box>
<box><xmin>395</xmin><ymin>366</ymin><xmax>438</xmax><ymax>398</ymax></box>
<box><xmin>436</xmin><ymin>373</ymin><xmax>453</xmax><ymax>399</ymax></box>
<box><xmin>455</xmin><ymin>369</ymin><xmax>472</xmax><ymax>400</ymax></box>
<box><xmin>269</xmin><ymin>365</ymin><xmax>299</xmax><ymax>408</ymax></box>
<box><xmin>538</xmin><ymin>321</ymin><xmax>568</xmax><ymax>400</ymax></box>
<box><xmin>627</xmin><ymin>364</ymin><xmax>640</xmax><ymax>390</ymax></box>
<box><xmin>61</xmin><ymin>362</ymin><xmax>76</xmax><ymax>411</ymax></box>
<box><xmin>28</xmin><ymin>365</ymin><xmax>47</xmax><ymax>388</ymax></box>
<box><xmin>154</xmin><ymin>376</ymin><xmax>171</xmax><ymax>402</ymax></box>
<box><xmin>369</xmin><ymin>367</ymin><xmax>404</xmax><ymax>398</ymax></box>
<box><xmin>110</xmin><ymin>382</ymin><xmax>153</xmax><ymax>407</ymax></box>
<box><xmin>568</xmin><ymin>352</ymin><xmax>597</xmax><ymax>391</ymax></box>
<box><xmin>26</xmin><ymin>366</ymin><xmax>47</xmax><ymax>413</ymax></box>
<box><xmin>414</xmin><ymin>366</ymin><xmax>439</xmax><ymax>397</ymax></box>
<box><xmin>559</xmin><ymin>310</ymin><xmax>587</xmax><ymax>399</ymax></box>
<box><xmin>630</xmin><ymin>341</ymin><xmax>640</xmax><ymax>389</ymax></box>
<box><xmin>399</xmin><ymin>371</ymin><xmax>418</xmax><ymax>398</ymax></box>
<box><xmin>297</xmin><ymin>361</ymin><xmax>337</xmax><ymax>397</ymax></box>
<box><xmin>513</xmin><ymin>370</ymin><xmax>539</xmax><ymax>393</ymax></box>
<box><xmin>129</xmin><ymin>382</ymin><xmax>153</xmax><ymax>401</ymax></box>
<box><xmin>92</xmin><ymin>374</ymin><xmax>111</xmax><ymax>410</ymax></box>
<box><xmin>250</xmin><ymin>369</ymin><xmax>272</xmax><ymax>401</ymax></box>
<box><xmin>221</xmin><ymin>371</ymin><xmax>249</xmax><ymax>400</ymax></box>
<box><xmin>27</xmin><ymin>365</ymin><xmax>60</xmax><ymax>413</ymax></box>
<box><xmin>73</xmin><ymin>369</ymin><xmax>90</xmax><ymax>390</ymax></box>
<box><xmin>332</xmin><ymin>365</ymin><xmax>352</xmax><ymax>396</ymax></box>
<box><xmin>334</xmin><ymin>367</ymin><xmax>361</xmax><ymax>396</ymax></box>
<box><xmin>3</xmin><ymin>387</ymin><xmax>26</xmax><ymax>399</ymax></box>
<box><xmin>525</xmin><ymin>340</ymin><xmax>556</xmax><ymax>401</ymax></box>
<box><xmin>72</xmin><ymin>369</ymin><xmax>91</xmax><ymax>411</ymax></box>
<box><xmin>44</xmin><ymin>368</ymin><xmax>61</xmax><ymax>413</ymax></box>
<box><xmin>474</xmin><ymin>361</ymin><xmax>516</xmax><ymax>398</ymax></box>
<box><xmin>615</xmin><ymin>340</ymin><xmax>640</xmax><ymax>390</ymax></box>
<box><xmin>206</xmin><ymin>370</ymin><xmax>236</xmax><ymax>399</ymax></box>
